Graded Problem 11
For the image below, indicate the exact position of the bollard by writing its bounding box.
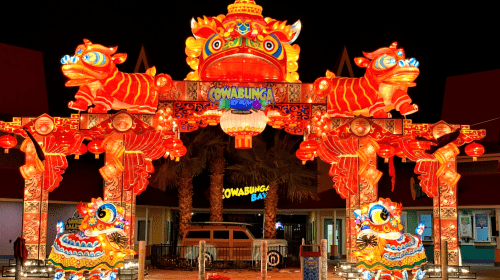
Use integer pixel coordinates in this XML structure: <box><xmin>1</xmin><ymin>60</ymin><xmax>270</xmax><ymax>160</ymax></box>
<box><xmin>199</xmin><ymin>240</ymin><xmax>206</xmax><ymax>280</ymax></box>
<box><xmin>441</xmin><ymin>240</ymin><xmax>448</xmax><ymax>280</ymax></box>
<box><xmin>138</xmin><ymin>241</ymin><xmax>145</xmax><ymax>280</ymax></box>
<box><xmin>320</xmin><ymin>239</ymin><xmax>328</xmax><ymax>280</ymax></box>
<box><xmin>261</xmin><ymin>240</ymin><xmax>267</xmax><ymax>280</ymax></box>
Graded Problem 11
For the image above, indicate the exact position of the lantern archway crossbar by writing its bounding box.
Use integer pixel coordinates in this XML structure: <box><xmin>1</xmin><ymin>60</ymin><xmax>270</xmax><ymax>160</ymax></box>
<box><xmin>0</xmin><ymin>1</ymin><xmax>486</xmax><ymax>273</ymax></box>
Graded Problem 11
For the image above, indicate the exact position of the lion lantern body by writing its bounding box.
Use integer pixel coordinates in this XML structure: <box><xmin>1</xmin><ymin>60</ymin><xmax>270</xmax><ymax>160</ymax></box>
<box><xmin>353</xmin><ymin>198</ymin><xmax>427</xmax><ymax>280</ymax></box>
<box><xmin>47</xmin><ymin>198</ymin><xmax>135</xmax><ymax>280</ymax></box>
<box><xmin>62</xmin><ymin>39</ymin><xmax>172</xmax><ymax>114</ymax></box>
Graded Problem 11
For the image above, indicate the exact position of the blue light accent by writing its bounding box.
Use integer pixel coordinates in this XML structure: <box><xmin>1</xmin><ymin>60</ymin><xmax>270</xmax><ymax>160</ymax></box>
<box><xmin>269</xmin><ymin>34</ymin><xmax>282</xmax><ymax>59</ymax></box>
<box><xmin>76</xmin><ymin>48</ymin><xmax>83</xmax><ymax>54</ymax></box>
<box><xmin>204</xmin><ymin>34</ymin><xmax>218</xmax><ymax>57</ymax></box>
<box><xmin>361</xmin><ymin>225</ymin><xmax>370</xmax><ymax>231</ymax></box>
<box><xmin>397</xmin><ymin>50</ymin><xmax>403</xmax><ymax>56</ymax></box>
<box><xmin>398</xmin><ymin>60</ymin><xmax>405</xmax><ymax>67</ymax></box>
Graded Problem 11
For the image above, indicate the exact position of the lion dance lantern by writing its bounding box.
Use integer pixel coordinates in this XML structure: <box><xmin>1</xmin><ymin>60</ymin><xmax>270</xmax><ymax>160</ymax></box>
<box><xmin>48</xmin><ymin>198</ymin><xmax>135</xmax><ymax>280</ymax></box>
<box><xmin>353</xmin><ymin>198</ymin><xmax>427</xmax><ymax>280</ymax></box>
<box><xmin>185</xmin><ymin>0</ymin><xmax>301</xmax><ymax>82</ymax></box>
<box><xmin>62</xmin><ymin>39</ymin><xmax>172</xmax><ymax>114</ymax></box>
<box><xmin>314</xmin><ymin>42</ymin><xmax>419</xmax><ymax>118</ymax></box>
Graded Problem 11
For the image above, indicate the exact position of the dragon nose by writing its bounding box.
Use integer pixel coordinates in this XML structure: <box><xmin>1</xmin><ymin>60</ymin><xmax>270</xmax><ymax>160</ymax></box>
<box><xmin>60</xmin><ymin>55</ymin><xmax>79</xmax><ymax>65</ymax></box>
<box><xmin>409</xmin><ymin>58</ymin><xmax>419</xmax><ymax>67</ymax></box>
<box><xmin>361</xmin><ymin>225</ymin><xmax>370</xmax><ymax>231</ymax></box>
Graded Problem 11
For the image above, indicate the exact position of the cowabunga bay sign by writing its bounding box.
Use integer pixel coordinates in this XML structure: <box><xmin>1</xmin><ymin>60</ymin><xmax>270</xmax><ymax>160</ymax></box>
<box><xmin>223</xmin><ymin>185</ymin><xmax>269</xmax><ymax>202</ymax></box>
<box><xmin>208</xmin><ymin>86</ymin><xmax>275</xmax><ymax>111</ymax></box>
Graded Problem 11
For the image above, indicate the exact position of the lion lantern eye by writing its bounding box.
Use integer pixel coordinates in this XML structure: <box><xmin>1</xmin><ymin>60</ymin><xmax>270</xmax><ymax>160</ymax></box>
<box><xmin>96</xmin><ymin>203</ymin><xmax>117</xmax><ymax>223</ymax></box>
<box><xmin>373</xmin><ymin>55</ymin><xmax>396</xmax><ymax>70</ymax></box>
<box><xmin>212</xmin><ymin>39</ymin><xmax>222</xmax><ymax>50</ymax></box>
<box><xmin>369</xmin><ymin>204</ymin><xmax>390</xmax><ymax>225</ymax></box>
<box><xmin>264</xmin><ymin>41</ymin><xmax>274</xmax><ymax>51</ymax></box>
<box><xmin>82</xmin><ymin>51</ymin><xmax>108</xmax><ymax>66</ymax></box>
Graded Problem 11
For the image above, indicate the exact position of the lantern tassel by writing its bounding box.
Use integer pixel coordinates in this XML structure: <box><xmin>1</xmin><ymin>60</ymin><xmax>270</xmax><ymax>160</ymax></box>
<box><xmin>473</xmin><ymin>157</ymin><xmax>477</xmax><ymax>162</ymax></box>
<box><xmin>389</xmin><ymin>156</ymin><xmax>396</xmax><ymax>192</ymax></box>
<box><xmin>4</xmin><ymin>148</ymin><xmax>8</xmax><ymax>154</ymax></box>
<box><xmin>95</xmin><ymin>154</ymin><xmax>99</xmax><ymax>159</ymax></box>
<box><xmin>75</xmin><ymin>155</ymin><xmax>80</xmax><ymax>159</ymax></box>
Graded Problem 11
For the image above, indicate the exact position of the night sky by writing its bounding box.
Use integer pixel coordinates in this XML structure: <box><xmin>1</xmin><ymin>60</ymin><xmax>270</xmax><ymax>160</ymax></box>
<box><xmin>1</xmin><ymin>1</ymin><xmax>497</xmax><ymax>124</ymax></box>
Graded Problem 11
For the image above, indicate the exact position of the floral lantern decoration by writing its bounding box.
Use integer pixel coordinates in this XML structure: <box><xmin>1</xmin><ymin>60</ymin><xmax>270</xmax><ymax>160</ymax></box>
<box><xmin>0</xmin><ymin>135</ymin><xmax>17</xmax><ymax>153</ymax></box>
<box><xmin>220</xmin><ymin>110</ymin><xmax>267</xmax><ymax>149</ymax></box>
<box><xmin>465</xmin><ymin>142</ymin><xmax>485</xmax><ymax>161</ymax></box>
<box><xmin>88</xmin><ymin>139</ymin><xmax>105</xmax><ymax>159</ymax></box>
<box><xmin>74</xmin><ymin>142</ymin><xmax>87</xmax><ymax>159</ymax></box>
<box><xmin>377</xmin><ymin>144</ymin><xmax>395</xmax><ymax>163</ymax></box>
<box><xmin>202</xmin><ymin>110</ymin><xmax>223</xmax><ymax>126</ymax></box>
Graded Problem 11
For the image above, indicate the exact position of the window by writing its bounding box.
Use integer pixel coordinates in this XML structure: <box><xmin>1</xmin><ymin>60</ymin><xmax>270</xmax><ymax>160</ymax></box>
<box><xmin>213</xmin><ymin>230</ymin><xmax>229</xmax><ymax>239</ymax></box>
<box><xmin>135</xmin><ymin>218</ymin><xmax>152</xmax><ymax>245</ymax></box>
<box><xmin>474</xmin><ymin>213</ymin><xmax>490</xmax><ymax>242</ymax></box>
<box><xmin>186</xmin><ymin>231</ymin><xmax>210</xmax><ymax>239</ymax></box>
<box><xmin>233</xmin><ymin>231</ymin><xmax>250</xmax><ymax>240</ymax></box>
<box><xmin>419</xmin><ymin>213</ymin><xmax>433</xmax><ymax>241</ymax></box>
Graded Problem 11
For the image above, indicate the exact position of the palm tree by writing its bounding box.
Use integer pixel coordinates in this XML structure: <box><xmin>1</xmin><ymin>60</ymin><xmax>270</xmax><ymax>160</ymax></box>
<box><xmin>152</xmin><ymin>130</ymin><xmax>206</xmax><ymax>239</ymax></box>
<box><xmin>228</xmin><ymin>130</ymin><xmax>319</xmax><ymax>239</ymax></box>
<box><xmin>196</xmin><ymin>126</ymin><xmax>228</xmax><ymax>223</ymax></box>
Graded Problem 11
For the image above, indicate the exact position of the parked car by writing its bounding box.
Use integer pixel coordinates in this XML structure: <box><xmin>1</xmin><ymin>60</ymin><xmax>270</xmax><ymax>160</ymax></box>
<box><xmin>181</xmin><ymin>224</ymin><xmax>288</xmax><ymax>267</ymax></box>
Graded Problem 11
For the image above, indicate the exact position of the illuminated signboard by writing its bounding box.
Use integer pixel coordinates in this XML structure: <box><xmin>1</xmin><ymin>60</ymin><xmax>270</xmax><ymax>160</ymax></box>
<box><xmin>65</xmin><ymin>211</ymin><xmax>83</xmax><ymax>233</ymax></box>
<box><xmin>223</xmin><ymin>185</ymin><xmax>269</xmax><ymax>202</ymax></box>
<box><xmin>208</xmin><ymin>86</ymin><xmax>275</xmax><ymax>111</ymax></box>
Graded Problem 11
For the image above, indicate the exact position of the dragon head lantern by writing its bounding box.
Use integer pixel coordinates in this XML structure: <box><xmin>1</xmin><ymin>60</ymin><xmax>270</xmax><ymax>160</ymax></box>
<box><xmin>353</xmin><ymin>198</ymin><xmax>427</xmax><ymax>280</ymax></box>
<box><xmin>185</xmin><ymin>0</ymin><xmax>301</xmax><ymax>82</ymax></box>
<box><xmin>48</xmin><ymin>198</ymin><xmax>135</xmax><ymax>280</ymax></box>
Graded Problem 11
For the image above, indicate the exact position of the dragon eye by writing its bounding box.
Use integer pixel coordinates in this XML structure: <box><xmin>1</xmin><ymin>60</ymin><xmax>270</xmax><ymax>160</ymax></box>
<box><xmin>264</xmin><ymin>41</ymin><xmax>274</xmax><ymax>51</ymax></box>
<box><xmin>397</xmin><ymin>50</ymin><xmax>404</xmax><ymax>57</ymax></box>
<box><xmin>96</xmin><ymin>204</ymin><xmax>117</xmax><ymax>223</ymax></box>
<box><xmin>76</xmin><ymin>48</ymin><xmax>83</xmax><ymax>55</ymax></box>
<box><xmin>369</xmin><ymin>204</ymin><xmax>390</xmax><ymax>225</ymax></box>
<box><xmin>212</xmin><ymin>39</ymin><xmax>222</xmax><ymax>50</ymax></box>
<box><xmin>82</xmin><ymin>51</ymin><xmax>107</xmax><ymax>66</ymax></box>
<box><xmin>373</xmin><ymin>55</ymin><xmax>396</xmax><ymax>70</ymax></box>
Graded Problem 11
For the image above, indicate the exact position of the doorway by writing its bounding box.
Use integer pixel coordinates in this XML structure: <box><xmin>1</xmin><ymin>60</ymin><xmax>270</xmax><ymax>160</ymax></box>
<box><xmin>323</xmin><ymin>218</ymin><xmax>342</xmax><ymax>259</ymax></box>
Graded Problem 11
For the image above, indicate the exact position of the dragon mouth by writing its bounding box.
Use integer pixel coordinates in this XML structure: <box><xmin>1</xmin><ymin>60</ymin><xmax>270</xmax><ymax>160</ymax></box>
<box><xmin>356</xmin><ymin>230</ymin><xmax>379</xmax><ymax>252</ymax></box>
<box><xmin>385</xmin><ymin>67</ymin><xmax>420</xmax><ymax>85</ymax></box>
<box><xmin>62</xmin><ymin>65</ymin><xmax>105</xmax><ymax>86</ymax></box>
<box><xmin>107</xmin><ymin>231</ymin><xmax>129</xmax><ymax>250</ymax></box>
<box><xmin>200</xmin><ymin>50</ymin><xmax>286</xmax><ymax>82</ymax></box>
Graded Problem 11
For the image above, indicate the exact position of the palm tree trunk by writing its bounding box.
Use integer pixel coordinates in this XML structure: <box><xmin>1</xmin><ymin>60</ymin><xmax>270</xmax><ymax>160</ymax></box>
<box><xmin>178</xmin><ymin>169</ymin><xmax>193</xmax><ymax>239</ymax></box>
<box><xmin>209</xmin><ymin>146</ymin><xmax>225</xmax><ymax>223</ymax></box>
<box><xmin>264</xmin><ymin>182</ymin><xmax>279</xmax><ymax>239</ymax></box>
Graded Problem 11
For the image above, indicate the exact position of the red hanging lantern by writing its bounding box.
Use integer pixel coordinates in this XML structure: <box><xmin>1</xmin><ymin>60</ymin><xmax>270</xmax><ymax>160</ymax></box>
<box><xmin>74</xmin><ymin>142</ymin><xmax>87</xmax><ymax>159</ymax></box>
<box><xmin>296</xmin><ymin>148</ymin><xmax>313</xmax><ymax>165</ymax></box>
<box><xmin>300</xmin><ymin>140</ymin><xmax>319</xmax><ymax>155</ymax></box>
<box><xmin>465</xmin><ymin>142</ymin><xmax>485</xmax><ymax>161</ymax></box>
<box><xmin>0</xmin><ymin>135</ymin><xmax>17</xmax><ymax>153</ymax></box>
<box><xmin>395</xmin><ymin>147</ymin><xmax>406</xmax><ymax>162</ymax></box>
<box><xmin>162</xmin><ymin>137</ymin><xmax>183</xmax><ymax>151</ymax></box>
<box><xmin>172</xmin><ymin>145</ymin><xmax>187</xmax><ymax>161</ymax></box>
<box><xmin>88</xmin><ymin>140</ymin><xmax>105</xmax><ymax>159</ymax></box>
<box><xmin>377</xmin><ymin>144</ymin><xmax>395</xmax><ymax>163</ymax></box>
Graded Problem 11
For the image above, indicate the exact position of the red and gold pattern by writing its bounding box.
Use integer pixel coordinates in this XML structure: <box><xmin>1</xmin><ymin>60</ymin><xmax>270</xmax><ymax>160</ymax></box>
<box><xmin>63</xmin><ymin>39</ymin><xmax>172</xmax><ymax>114</ymax></box>
<box><xmin>48</xmin><ymin>198</ymin><xmax>135</xmax><ymax>274</ymax></box>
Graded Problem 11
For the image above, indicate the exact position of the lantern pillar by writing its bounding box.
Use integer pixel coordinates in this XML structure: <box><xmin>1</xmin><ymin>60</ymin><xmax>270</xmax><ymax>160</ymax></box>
<box><xmin>21</xmin><ymin>137</ymin><xmax>49</xmax><ymax>260</ymax></box>
<box><xmin>102</xmin><ymin>133</ymin><xmax>136</xmax><ymax>258</ymax></box>
<box><xmin>346</xmin><ymin>137</ymin><xmax>379</xmax><ymax>263</ymax></box>
<box><xmin>434</xmin><ymin>157</ymin><xmax>459</xmax><ymax>266</ymax></box>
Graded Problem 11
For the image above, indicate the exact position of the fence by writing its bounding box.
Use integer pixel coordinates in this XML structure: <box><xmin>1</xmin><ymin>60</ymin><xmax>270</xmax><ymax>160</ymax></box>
<box><xmin>151</xmin><ymin>244</ymin><xmax>301</xmax><ymax>270</ymax></box>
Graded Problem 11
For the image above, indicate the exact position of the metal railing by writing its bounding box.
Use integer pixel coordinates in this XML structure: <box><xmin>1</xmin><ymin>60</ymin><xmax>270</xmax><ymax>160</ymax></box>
<box><xmin>151</xmin><ymin>244</ymin><xmax>301</xmax><ymax>269</ymax></box>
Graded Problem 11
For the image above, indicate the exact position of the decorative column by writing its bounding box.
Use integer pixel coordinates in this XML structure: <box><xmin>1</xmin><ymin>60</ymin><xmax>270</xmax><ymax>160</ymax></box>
<box><xmin>433</xmin><ymin>143</ymin><xmax>461</xmax><ymax>266</ymax></box>
<box><xmin>21</xmin><ymin>137</ymin><xmax>48</xmax><ymax>260</ymax></box>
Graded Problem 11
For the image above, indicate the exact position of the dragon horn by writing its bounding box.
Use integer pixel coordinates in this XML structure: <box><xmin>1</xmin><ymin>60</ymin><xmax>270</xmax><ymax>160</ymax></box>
<box><xmin>84</xmin><ymin>39</ymin><xmax>92</xmax><ymax>48</ymax></box>
<box><xmin>389</xmin><ymin>42</ymin><xmax>397</xmax><ymax>49</ymax></box>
